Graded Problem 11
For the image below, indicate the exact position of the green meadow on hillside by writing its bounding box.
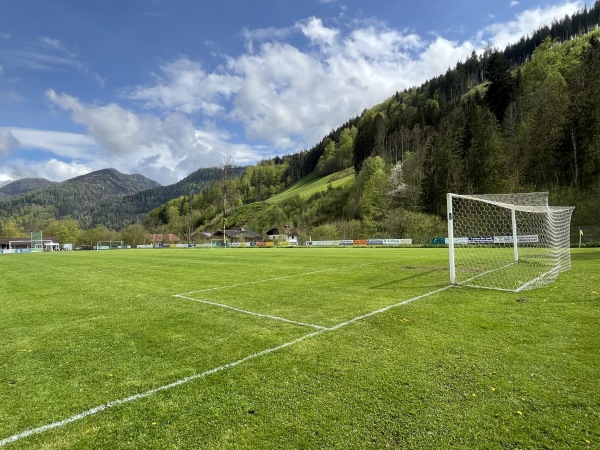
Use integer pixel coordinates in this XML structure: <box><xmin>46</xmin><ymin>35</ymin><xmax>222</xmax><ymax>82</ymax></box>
<box><xmin>0</xmin><ymin>247</ymin><xmax>598</xmax><ymax>448</ymax></box>
<box><xmin>267</xmin><ymin>170</ymin><xmax>355</xmax><ymax>204</ymax></box>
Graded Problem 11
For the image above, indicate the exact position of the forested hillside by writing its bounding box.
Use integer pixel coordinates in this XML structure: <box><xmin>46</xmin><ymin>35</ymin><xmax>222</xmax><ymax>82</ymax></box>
<box><xmin>0</xmin><ymin>178</ymin><xmax>57</xmax><ymax>200</ymax></box>
<box><xmin>0</xmin><ymin>166</ymin><xmax>245</xmax><ymax>232</ymax></box>
<box><xmin>91</xmin><ymin>166</ymin><xmax>245</xmax><ymax>229</ymax></box>
<box><xmin>149</xmin><ymin>6</ymin><xmax>600</xmax><ymax>243</ymax></box>
<box><xmin>0</xmin><ymin>169</ymin><xmax>160</xmax><ymax>231</ymax></box>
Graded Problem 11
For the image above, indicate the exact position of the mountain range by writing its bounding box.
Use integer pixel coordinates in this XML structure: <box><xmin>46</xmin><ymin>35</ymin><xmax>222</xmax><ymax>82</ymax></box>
<box><xmin>0</xmin><ymin>178</ymin><xmax>57</xmax><ymax>200</ymax></box>
<box><xmin>0</xmin><ymin>167</ymin><xmax>242</xmax><ymax>229</ymax></box>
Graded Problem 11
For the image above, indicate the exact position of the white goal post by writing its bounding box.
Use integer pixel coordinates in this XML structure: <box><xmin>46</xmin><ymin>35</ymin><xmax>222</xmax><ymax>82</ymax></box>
<box><xmin>447</xmin><ymin>192</ymin><xmax>574</xmax><ymax>292</ymax></box>
<box><xmin>96</xmin><ymin>240</ymin><xmax>124</xmax><ymax>250</ymax></box>
<box><xmin>210</xmin><ymin>239</ymin><xmax>228</xmax><ymax>248</ymax></box>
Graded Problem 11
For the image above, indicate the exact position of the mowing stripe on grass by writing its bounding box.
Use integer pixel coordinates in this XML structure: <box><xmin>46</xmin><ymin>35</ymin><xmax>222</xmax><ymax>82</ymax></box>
<box><xmin>327</xmin><ymin>284</ymin><xmax>452</xmax><ymax>331</ymax></box>
<box><xmin>173</xmin><ymin>294</ymin><xmax>328</xmax><ymax>330</ymax></box>
<box><xmin>178</xmin><ymin>262</ymin><xmax>377</xmax><ymax>295</ymax></box>
<box><xmin>0</xmin><ymin>283</ymin><xmax>450</xmax><ymax>447</ymax></box>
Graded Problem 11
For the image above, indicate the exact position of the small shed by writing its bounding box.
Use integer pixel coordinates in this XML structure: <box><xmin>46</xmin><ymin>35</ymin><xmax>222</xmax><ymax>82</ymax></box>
<box><xmin>152</xmin><ymin>233</ymin><xmax>181</xmax><ymax>246</ymax></box>
<box><xmin>43</xmin><ymin>241</ymin><xmax>60</xmax><ymax>251</ymax></box>
<box><xmin>212</xmin><ymin>228</ymin><xmax>261</xmax><ymax>243</ymax></box>
<box><xmin>266</xmin><ymin>226</ymin><xmax>298</xmax><ymax>244</ymax></box>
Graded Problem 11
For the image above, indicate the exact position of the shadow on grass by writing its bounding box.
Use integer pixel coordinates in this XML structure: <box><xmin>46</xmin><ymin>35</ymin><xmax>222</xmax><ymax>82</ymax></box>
<box><xmin>570</xmin><ymin>250</ymin><xmax>600</xmax><ymax>261</ymax></box>
<box><xmin>371</xmin><ymin>268</ymin><xmax>447</xmax><ymax>290</ymax></box>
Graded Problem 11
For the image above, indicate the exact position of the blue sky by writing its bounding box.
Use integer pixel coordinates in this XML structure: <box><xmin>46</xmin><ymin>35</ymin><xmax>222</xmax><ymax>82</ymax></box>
<box><xmin>0</xmin><ymin>0</ymin><xmax>584</xmax><ymax>185</ymax></box>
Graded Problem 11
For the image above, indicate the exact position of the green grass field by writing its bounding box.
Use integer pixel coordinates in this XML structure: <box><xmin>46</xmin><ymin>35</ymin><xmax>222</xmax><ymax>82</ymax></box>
<box><xmin>1</xmin><ymin>247</ymin><xmax>598</xmax><ymax>449</ymax></box>
<box><xmin>266</xmin><ymin>170</ymin><xmax>355</xmax><ymax>204</ymax></box>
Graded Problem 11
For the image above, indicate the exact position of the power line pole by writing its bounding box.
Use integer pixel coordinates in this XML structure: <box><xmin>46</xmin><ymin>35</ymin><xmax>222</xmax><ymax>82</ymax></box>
<box><xmin>222</xmin><ymin>155</ymin><xmax>234</xmax><ymax>248</ymax></box>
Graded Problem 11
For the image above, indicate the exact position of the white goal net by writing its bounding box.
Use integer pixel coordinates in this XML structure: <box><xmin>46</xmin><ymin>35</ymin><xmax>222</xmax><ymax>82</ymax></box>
<box><xmin>447</xmin><ymin>192</ymin><xmax>574</xmax><ymax>292</ymax></box>
<box><xmin>96</xmin><ymin>240</ymin><xmax>124</xmax><ymax>250</ymax></box>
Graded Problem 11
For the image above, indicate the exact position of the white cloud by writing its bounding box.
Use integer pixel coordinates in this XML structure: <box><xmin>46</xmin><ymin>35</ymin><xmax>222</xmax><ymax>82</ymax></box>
<box><xmin>218</xmin><ymin>2</ymin><xmax>579</xmax><ymax>153</ymax></box>
<box><xmin>510</xmin><ymin>1</ymin><xmax>520</xmax><ymax>6</ymax></box>
<box><xmin>47</xmin><ymin>89</ymin><xmax>162</xmax><ymax>155</ymax></box>
<box><xmin>226</xmin><ymin>21</ymin><xmax>469</xmax><ymax>150</ymax></box>
<box><xmin>40</xmin><ymin>36</ymin><xmax>66</xmax><ymax>51</ymax></box>
<box><xmin>45</xmin><ymin>90</ymin><xmax>264</xmax><ymax>184</ymax></box>
<box><xmin>228</xmin><ymin>42</ymin><xmax>329</xmax><ymax>147</ymax></box>
<box><xmin>299</xmin><ymin>17</ymin><xmax>339</xmax><ymax>46</ymax></box>
<box><xmin>0</xmin><ymin>175</ymin><xmax>15</xmax><ymax>184</ymax></box>
<box><xmin>0</xmin><ymin>64</ymin><xmax>3</xmax><ymax>75</ymax></box>
<box><xmin>116</xmin><ymin>17</ymin><xmax>475</xmax><ymax>158</ymax></box>
<box><xmin>125</xmin><ymin>58</ymin><xmax>241</xmax><ymax>115</ymax></box>
<box><xmin>8</xmin><ymin>127</ymin><xmax>98</xmax><ymax>159</ymax></box>
<box><xmin>414</xmin><ymin>37</ymin><xmax>475</xmax><ymax>81</ymax></box>
<box><xmin>479</xmin><ymin>1</ymin><xmax>582</xmax><ymax>49</ymax></box>
<box><xmin>1</xmin><ymin>158</ymin><xmax>91</xmax><ymax>182</ymax></box>
<box><xmin>6</xmin><ymin>49</ymin><xmax>87</xmax><ymax>72</ymax></box>
<box><xmin>242</xmin><ymin>26</ymin><xmax>295</xmax><ymax>44</ymax></box>
<box><xmin>34</xmin><ymin>158</ymin><xmax>91</xmax><ymax>180</ymax></box>
<box><xmin>0</xmin><ymin>128</ymin><xmax>19</xmax><ymax>155</ymax></box>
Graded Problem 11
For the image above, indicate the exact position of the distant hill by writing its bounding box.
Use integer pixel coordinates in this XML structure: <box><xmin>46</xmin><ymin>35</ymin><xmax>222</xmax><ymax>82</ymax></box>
<box><xmin>0</xmin><ymin>166</ymin><xmax>246</xmax><ymax>230</ymax></box>
<box><xmin>0</xmin><ymin>169</ymin><xmax>161</xmax><ymax>228</ymax></box>
<box><xmin>91</xmin><ymin>166</ymin><xmax>245</xmax><ymax>228</ymax></box>
<box><xmin>0</xmin><ymin>178</ymin><xmax>57</xmax><ymax>200</ymax></box>
<box><xmin>65</xmin><ymin>168</ymin><xmax>160</xmax><ymax>194</ymax></box>
<box><xmin>0</xmin><ymin>178</ymin><xmax>16</xmax><ymax>189</ymax></box>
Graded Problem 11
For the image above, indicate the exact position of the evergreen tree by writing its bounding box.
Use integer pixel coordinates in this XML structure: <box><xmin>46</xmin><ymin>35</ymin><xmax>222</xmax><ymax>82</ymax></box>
<box><xmin>570</xmin><ymin>34</ymin><xmax>600</xmax><ymax>189</ymax></box>
<box><xmin>484</xmin><ymin>51</ymin><xmax>515</xmax><ymax>122</ymax></box>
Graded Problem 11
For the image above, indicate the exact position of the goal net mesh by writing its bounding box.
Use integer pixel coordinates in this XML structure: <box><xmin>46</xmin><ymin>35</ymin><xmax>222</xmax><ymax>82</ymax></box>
<box><xmin>448</xmin><ymin>192</ymin><xmax>574</xmax><ymax>292</ymax></box>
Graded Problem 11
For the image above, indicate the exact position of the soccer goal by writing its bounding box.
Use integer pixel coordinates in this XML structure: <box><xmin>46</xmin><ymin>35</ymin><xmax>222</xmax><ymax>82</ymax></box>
<box><xmin>210</xmin><ymin>239</ymin><xmax>228</xmax><ymax>248</ymax></box>
<box><xmin>447</xmin><ymin>192</ymin><xmax>574</xmax><ymax>292</ymax></box>
<box><xmin>96</xmin><ymin>240</ymin><xmax>124</xmax><ymax>250</ymax></box>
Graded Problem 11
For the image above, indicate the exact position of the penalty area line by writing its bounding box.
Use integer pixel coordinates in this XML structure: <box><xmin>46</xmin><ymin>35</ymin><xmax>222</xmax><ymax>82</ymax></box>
<box><xmin>0</xmin><ymin>283</ymin><xmax>449</xmax><ymax>447</ymax></box>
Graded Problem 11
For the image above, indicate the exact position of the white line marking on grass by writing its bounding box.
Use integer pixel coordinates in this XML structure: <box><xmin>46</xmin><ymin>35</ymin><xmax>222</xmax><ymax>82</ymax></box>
<box><xmin>327</xmin><ymin>284</ymin><xmax>452</xmax><ymax>331</ymax></box>
<box><xmin>0</xmin><ymin>282</ymin><xmax>451</xmax><ymax>447</ymax></box>
<box><xmin>178</xmin><ymin>263</ymin><xmax>377</xmax><ymax>296</ymax></box>
<box><xmin>173</xmin><ymin>294</ymin><xmax>328</xmax><ymax>330</ymax></box>
<box><xmin>0</xmin><ymin>330</ymin><xmax>323</xmax><ymax>448</ymax></box>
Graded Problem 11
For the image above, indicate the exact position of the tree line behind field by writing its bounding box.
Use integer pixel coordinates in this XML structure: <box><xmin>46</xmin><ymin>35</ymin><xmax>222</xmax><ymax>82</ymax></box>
<box><xmin>1</xmin><ymin>3</ymin><xmax>599</xmax><ymax>245</ymax></box>
<box><xmin>149</xmin><ymin>7</ymin><xmax>600</xmax><ymax>242</ymax></box>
